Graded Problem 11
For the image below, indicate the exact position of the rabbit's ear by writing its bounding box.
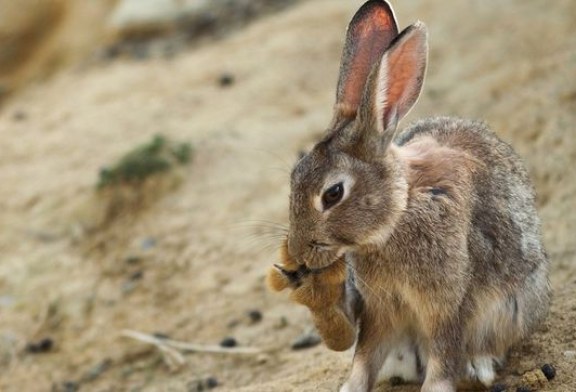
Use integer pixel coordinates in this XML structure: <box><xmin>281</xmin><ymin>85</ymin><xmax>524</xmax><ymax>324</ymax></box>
<box><xmin>360</xmin><ymin>22</ymin><xmax>428</xmax><ymax>141</ymax></box>
<box><xmin>333</xmin><ymin>0</ymin><xmax>398</xmax><ymax>124</ymax></box>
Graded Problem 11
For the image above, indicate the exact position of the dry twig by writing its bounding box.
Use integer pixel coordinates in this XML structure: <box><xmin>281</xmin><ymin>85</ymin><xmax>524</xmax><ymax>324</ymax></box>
<box><xmin>120</xmin><ymin>329</ymin><xmax>262</xmax><ymax>370</ymax></box>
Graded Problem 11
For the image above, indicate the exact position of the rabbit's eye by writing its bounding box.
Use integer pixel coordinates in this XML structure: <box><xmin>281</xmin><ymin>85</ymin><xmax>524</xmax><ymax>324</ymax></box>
<box><xmin>322</xmin><ymin>182</ymin><xmax>344</xmax><ymax>210</ymax></box>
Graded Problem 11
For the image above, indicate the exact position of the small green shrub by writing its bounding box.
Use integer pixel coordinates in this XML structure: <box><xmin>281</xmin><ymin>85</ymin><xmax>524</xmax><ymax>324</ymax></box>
<box><xmin>97</xmin><ymin>135</ymin><xmax>192</xmax><ymax>188</ymax></box>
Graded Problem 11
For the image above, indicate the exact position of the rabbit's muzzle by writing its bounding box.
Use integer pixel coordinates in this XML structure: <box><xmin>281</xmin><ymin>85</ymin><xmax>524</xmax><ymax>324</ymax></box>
<box><xmin>287</xmin><ymin>236</ymin><xmax>343</xmax><ymax>270</ymax></box>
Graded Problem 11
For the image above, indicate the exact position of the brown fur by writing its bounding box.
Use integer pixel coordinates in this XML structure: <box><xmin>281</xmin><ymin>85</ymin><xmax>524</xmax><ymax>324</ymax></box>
<box><xmin>267</xmin><ymin>241</ymin><xmax>356</xmax><ymax>351</ymax></box>
<box><xmin>271</xmin><ymin>1</ymin><xmax>550</xmax><ymax>391</ymax></box>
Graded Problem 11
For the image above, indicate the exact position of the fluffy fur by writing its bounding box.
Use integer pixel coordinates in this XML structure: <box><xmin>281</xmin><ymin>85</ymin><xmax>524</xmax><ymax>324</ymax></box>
<box><xmin>268</xmin><ymin>1</ymin><xmax>550</xmax><ymax>391</ymax></box>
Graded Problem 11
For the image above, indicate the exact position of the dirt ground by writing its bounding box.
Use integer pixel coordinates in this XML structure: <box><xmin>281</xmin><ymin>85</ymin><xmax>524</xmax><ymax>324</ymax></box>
<box><xmin>1</xmin><ymin>0</ymin><xmax>575</xmax><ymax>391</ymax></box>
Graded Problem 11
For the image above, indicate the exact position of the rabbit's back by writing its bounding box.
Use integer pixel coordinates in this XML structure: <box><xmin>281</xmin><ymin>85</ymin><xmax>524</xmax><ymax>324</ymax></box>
<box><xmin>394</xmin><ymin>116</ymin><xmax>549</xmax><ymax>301</ymax></box>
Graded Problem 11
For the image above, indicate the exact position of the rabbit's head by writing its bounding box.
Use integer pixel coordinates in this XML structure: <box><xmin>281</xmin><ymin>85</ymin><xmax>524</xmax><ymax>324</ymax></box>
<box><xmin>287</xmin><ymin>0</ymin><xmax>428</xmax><ymax>269</ymax></box>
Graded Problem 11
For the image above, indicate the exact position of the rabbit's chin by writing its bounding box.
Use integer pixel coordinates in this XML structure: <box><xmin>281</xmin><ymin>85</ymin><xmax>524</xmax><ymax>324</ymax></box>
<box><xmin>305</xmin><ymin>249</ymin><xmax>348</xmax><ymax>271</ymax></box>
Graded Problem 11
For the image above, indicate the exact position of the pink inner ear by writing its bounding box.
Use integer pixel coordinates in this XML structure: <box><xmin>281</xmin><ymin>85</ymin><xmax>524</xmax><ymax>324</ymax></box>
<box><xmin>337</xmin><ymin>2</ymin><xmax>398</xmax><ymax>119</ymax></box>
<box><xmin>382</xmin><ymin>26</ymin><xmax>427</xmax><ymax>125</ymax></box>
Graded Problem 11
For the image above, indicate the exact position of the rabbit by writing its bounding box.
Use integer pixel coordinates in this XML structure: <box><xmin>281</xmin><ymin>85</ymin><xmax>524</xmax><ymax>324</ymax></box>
<box><xmin>267</xmin><ymin>0</ymin><xmax>551</xmax><ymax>392</ymax></box>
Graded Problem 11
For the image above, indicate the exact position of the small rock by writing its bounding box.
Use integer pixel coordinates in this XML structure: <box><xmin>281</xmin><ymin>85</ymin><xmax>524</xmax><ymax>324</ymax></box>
<box><xmin>52</xmin><ymin>381</ymin><xmax>79</xmax><ymax>392</ymax></box>
<box><xmin>541</xmin><ymin>363</ymin><xmax>556</xmax><ymax>380</ymax></box>
<box><xmin>516</xmin><ymin>386</ymin><xmax>532</xmax><ymax>392</ymax></box>
<box><xmin>26</xmin><ymin>337</ymin><xmax>54</xmax><ymax>354</ymax></box>
<box><xmin>187</xmin><ymin>376</ymin><xmax>219</xmax><ymax>391</ymax></box>
<box><xmin>490</xmin><ymin>383</ymin><xmax>507</xmax><ymax>392</ymax></box>
<box><xmin>218</xmin><ymin>73</ymin><xmax>234</xmax><ymax>87</ymax></box>
<box><xmin>291</xmin><ymin>331</ymin><xmax>321</xmax><ymax>350</ymax></box>
<box><xmin>153</xmin><ymin>332</ymin><xmax>170</xmax><ymax>339</ymax></box>
<box><xmin>246</xmin><ymin>309</ymin><xmax>262</xmax><ymax>324</ymax></box>
<box><xmin>219</xmin><ymin>337</ymin><xmax>237</xmax><ymax>348</ymax></box>
<box><xmin>205</xmin><ymin>377</ymin><xmax>218</xmax><ymax>388</ymax></box>
<box><xmin>129</xmin><ymin>270</ymin><xmax>144</xmax><ymax>281</ymax></box>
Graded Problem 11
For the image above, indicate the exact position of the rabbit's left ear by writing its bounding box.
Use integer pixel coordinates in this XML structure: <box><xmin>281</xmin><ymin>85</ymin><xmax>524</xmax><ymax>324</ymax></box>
<box><xmin>356</xmin><ymin>22</ymin><xmax>428</xmax><ymax>148</ymax></box>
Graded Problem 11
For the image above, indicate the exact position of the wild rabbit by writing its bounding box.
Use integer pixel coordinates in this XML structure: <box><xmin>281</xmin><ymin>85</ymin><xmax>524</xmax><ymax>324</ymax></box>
<box><xmin>267</xmin><ymin>1</ymin><xmax>550</xmax><ymax>391</ymax></box>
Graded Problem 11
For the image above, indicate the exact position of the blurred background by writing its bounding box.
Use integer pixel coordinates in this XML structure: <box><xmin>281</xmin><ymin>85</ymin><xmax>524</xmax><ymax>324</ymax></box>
<box><xmin>0</xmin><ymin>0</ymin><xmax>575</xmax><ymax>391</ymax></box>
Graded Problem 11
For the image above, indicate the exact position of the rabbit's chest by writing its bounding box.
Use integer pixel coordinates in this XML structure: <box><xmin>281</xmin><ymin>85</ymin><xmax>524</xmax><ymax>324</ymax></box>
<box><xmin>348</xmin><ymin>250</ymin><xmax>453</xmax><ymax>325</ymax></box>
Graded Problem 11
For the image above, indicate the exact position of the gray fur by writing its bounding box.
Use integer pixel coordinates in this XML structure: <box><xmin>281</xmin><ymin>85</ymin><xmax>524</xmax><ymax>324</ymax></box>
<box><xmin>285</xmin><ymin>2</ymin><xmax>550</xmax><ymax>392</ymax></box>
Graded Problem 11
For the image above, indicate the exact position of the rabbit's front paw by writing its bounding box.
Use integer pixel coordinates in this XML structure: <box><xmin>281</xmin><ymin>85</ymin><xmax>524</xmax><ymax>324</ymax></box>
<box><xmin>266</xmin><ymin>241</ymin><xmax>347</xmax><ymax>309</ymax></box>
<box><xmin>267</xmin><ymin>241</ymin><xmax>355</xmax><ymax>351</ymax></box>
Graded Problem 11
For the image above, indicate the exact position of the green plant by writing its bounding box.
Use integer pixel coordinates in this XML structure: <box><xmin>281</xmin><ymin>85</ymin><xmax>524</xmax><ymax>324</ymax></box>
<box><xmin>97</xmin><ymin>135</ymin><xmax>192</xmax><ymax>188</ymax></box>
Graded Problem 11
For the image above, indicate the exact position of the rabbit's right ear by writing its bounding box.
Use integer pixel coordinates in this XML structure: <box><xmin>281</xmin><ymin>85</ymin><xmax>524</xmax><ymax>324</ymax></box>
<box><xmin>333</xmin><ymin>0</ymin><xmax>399</xmax><ymax>125</ymax></box>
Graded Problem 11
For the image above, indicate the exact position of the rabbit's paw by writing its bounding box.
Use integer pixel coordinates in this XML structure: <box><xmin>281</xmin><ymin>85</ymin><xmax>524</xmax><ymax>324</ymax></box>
<box><xmin>266</xmin><ymin>240</ymin><xmax>347</xmax><ymax>309</ymax></box>
<box><xmin>267</xmin><ymin>240</ymin><xmax>354</xmax><ymax>351</ymax></box>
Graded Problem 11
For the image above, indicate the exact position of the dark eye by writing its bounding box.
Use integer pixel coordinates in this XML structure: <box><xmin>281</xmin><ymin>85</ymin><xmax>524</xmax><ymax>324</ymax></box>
<box><xmin>322</xmin><ymin>182</ymin><xmax>344</xmax><ymax>210</ymax></box>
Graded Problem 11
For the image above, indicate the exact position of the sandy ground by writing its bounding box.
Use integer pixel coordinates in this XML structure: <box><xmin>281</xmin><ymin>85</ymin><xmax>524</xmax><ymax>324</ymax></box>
<box><xmin>1</xmin><ymin>0</ymin><xmax>575</xmax><ymax>391</ymax></box>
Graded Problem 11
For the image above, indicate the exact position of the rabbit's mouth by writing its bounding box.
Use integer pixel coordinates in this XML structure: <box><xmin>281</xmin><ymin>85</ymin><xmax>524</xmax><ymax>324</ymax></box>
<box><xmin>304</xmin><ymin>243</ymin><xmax>348</xmax><ymax>270</ymax></box>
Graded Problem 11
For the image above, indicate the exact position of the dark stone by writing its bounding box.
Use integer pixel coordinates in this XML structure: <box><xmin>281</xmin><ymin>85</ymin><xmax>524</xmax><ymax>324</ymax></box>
<box><xmin>205</xmin><ymin>377</ymin><xmax>219</xmax><ymax>388</ymax></box>
<box><xmin>26</xmin><ymin>337</ymin><xmax>54</xmax><ymax>354</ymax></box>
<box><xmin>490</xmin><ymin>383</ymin><xmax>507</xmax><ymax>392</ymax></box>
<box><xmin>291</xmin><ymin>331</ymin><xmax>321</xmax><ymax>350</ymax></box>
<box><xmin>541</xmin><ymin>363</ymin><xmax>556</xmax><ymax>380</ymax></box>
<box><xmin>219</xmin><ymin>337</ymin><xmax>237</xmax><ymax>348</ymax></box>
<box><xmin>218</xmin><ymin>73</ymin><xmax>235</xmax><ymax>87</ymax></box>
<box><xmin>53</xmin><ymin>381</ymin><xmax>79</xmax><ymax>392</ymax></box>
<box><xmin>247</xmin><ymin>309</ymin><xmax>262</xmax><ymax>324</ymax></box>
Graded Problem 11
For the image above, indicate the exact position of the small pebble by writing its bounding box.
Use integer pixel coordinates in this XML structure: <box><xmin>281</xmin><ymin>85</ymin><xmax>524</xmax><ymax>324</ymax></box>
<box><xmin>219</xmin><ymin>337</ymin><xmax>237</xmax><ymax>348</ymax></box>
<box><xmin>490</xmin><ymin>383</ymin><xmax>507</xmax><ymax>392</ymax></box>
<box><xmin>205</xmin><ymin>377</ymin><xmax>218</xmax><ymax>388</ymax></box>
<box><xmin>26</xmin><ymin>337</ymin><xmax>54</xmax><ymax>354</ymax></box>
<box><xmin>129</xmin><ymin>270</ymin><xmax>144</xmax><ymax>281</ymax></box>
<box><xmin>188</xmin><ymin>376</ymin><xmax>219</xmax><ymax>392</ymax></box>
<box><xmin>53</xmin><ymin>381</ymin><xmax>79</xmax><ymax>392</ymax></box>
<box><xmin>218</xmin><ymin>73</ymin><xmax>235</xmax><ymax>87</ymax></box>
<box><xmin>291</xmin><ymin>331</ymin><xmax>321</xmax><ymax>350</ymax></box>
<box><xmin>516</xmin><ymin>387</ymin><xmax>532</xmax><ymax>392</ymax></box>
<box><xmin>153</xmin><ymin>332</ymin><xmax>170</xmax><ymax>340</ymax></box>
<box><xmin>540</xmin><ymin>363</ymin><xmax>556</xmax><ymax>380</ymax></box>
<box><xmin>247</xmin><ymin>309</ymin><xmax>262</xmax><ymax>324</ymax></box>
